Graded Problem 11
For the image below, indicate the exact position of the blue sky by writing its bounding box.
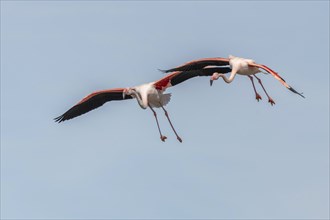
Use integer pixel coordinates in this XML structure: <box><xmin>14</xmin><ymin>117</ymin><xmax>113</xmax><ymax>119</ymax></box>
<box><xmin>1</xmin><ymin>1</ymin><xmax>329</xmax><ymax>219</ymax></box>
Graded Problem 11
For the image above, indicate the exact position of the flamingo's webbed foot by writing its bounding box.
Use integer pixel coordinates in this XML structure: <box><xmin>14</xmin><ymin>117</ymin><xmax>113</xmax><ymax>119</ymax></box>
<box><xmin>161</xmin><ymin>136</ymin><xmax>167</xmax><ymax>142</ymax></box>
<box><xmin>255</xmin><ymin>93</ymin><xmax>262</xmax><ymax>102</ymax></box>
<box><xmin>268</xmin><ymin>98</ymin><xmax>275</xmax><ymax>106</ymax></box>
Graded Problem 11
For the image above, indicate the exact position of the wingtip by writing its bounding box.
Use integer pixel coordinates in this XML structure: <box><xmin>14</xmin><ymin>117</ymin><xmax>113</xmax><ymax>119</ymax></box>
<box><xmin>54</xmin><ymin>115</ymin><xmax>64</xmax><ymax>123</ymax></box>
<box><xmin>298</xmin><ymin>92</ymin><xmax>305</xmax><ymax>98</ymax></box>
<box><xmin>158</xmin><ymin>69</ymin><xmax>167</xmax><ymax>73</ymax></box>
<box><xmin>288</xmin><ymin>87</ymin><xmax>305</xmax><ymax>98</ymax></box>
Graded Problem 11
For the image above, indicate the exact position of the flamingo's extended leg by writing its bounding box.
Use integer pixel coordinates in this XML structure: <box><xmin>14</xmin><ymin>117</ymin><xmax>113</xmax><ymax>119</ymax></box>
<box><xmin>149</xmin><ymin>105</ymin><xmax>167</xmax><ymax>142</ymax></box>
<box><xmin>253</xmin><ymin>75</ymin><xmax>275</xmax><ymax>105</ymax></box>
<box><xmin>247</xmin><ymin>75</ymin><xmax>262</xmax><ymax>102</ymax></box>
<box><xmin>160</xmin><ymin>105</ymin><xmax>182</xmax><ymax>143</ymax></box>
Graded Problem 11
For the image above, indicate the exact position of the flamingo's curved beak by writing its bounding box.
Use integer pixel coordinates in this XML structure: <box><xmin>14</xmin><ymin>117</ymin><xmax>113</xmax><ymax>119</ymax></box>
<box><xmin>210</xmin><ymin>79</ymin><xmax>213</xmax><ymax>86</ymax></box>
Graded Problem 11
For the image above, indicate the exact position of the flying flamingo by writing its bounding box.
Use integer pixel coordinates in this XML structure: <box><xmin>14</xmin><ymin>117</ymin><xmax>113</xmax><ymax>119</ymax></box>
<box><xmin>54</xmin><ymin>67</ymin><xmax>231</xmax><ymax>142</ymax></box>
<box><xmin>161</xmin><ymin>55</ymin><xmax>305</xmax><ymax>105</ymax></box>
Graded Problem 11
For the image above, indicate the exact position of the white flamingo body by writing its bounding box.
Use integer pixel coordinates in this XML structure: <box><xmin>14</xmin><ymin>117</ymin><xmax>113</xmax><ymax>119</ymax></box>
<box><xmin>127</xmin><ymin>83</ymin><xmax>157</xmax><ymax>109</ymax></box>
<box><xmin>229</xmin><ymin>56</ymin><xmax>260</xmax><ymax>75</ymax></box>
<box><xmin>128</xmin><ymin>82</ymin><xmax>171</xmax><ymax>109</ymax></box>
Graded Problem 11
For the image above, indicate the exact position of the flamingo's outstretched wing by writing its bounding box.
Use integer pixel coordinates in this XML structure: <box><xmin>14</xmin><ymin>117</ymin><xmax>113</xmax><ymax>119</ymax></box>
<box><xmin>54</xmin><ymin>88</ymin><xmax>133</xmax><ymax>122</ymax></box>
<box><xmin>154</xmin><ymin>67</ymin><xmax>232</xmax><ymax>90</ymax></box>
<box><xmin>160</xmin><ymin>57</ymin><xmax>230</xmax><ymax>73</ymax></box>
<box><xmin>250</xmin><ymin>63</ymin><xmax>305</xmax><ymax>98</ymax></box>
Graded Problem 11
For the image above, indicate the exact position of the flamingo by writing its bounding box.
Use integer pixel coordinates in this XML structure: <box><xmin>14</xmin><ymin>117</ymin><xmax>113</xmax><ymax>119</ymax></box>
<box><xmin>161</xmin><ymin>55</ymin><xmax>305</xmax><ymax>105</ymax></box>
<box><xmin>54</xmin><ymin>67</ymin><xmax>231</xmax><ymax>142</ymax></box>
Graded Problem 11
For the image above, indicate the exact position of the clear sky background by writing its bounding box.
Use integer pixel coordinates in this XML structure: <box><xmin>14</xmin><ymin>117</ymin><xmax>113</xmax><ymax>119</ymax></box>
<box><xmin>1</xmin><ymin>1</ymin><xmax>329</xmax><ymax>219</ymax></box>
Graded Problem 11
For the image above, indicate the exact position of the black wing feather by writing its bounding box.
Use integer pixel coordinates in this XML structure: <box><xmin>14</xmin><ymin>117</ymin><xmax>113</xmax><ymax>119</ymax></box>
<box><xmin>54</xmin><ymin>91</ymin><xmax>133</xmax><ymax>123</ymax></box>
<box><xmin>162</xmin><ymin>60</ymin><xmax>230</xmax><ymax>73</ymax></box>
<box><xmin>171</xmin><ymin>67</ymin><xmax>232</xmax><ymax>86</ymax></box>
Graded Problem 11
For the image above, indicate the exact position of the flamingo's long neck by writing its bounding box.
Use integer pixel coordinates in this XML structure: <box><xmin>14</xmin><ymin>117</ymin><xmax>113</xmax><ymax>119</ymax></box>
<box><xmin>221</xmin><ymin>72</ymin><xmax>236</xmax><ymax>83</ymax></box>
<box><xmin>131</xmin><ymin>89</ymin><xmax>148</xmax><ymax>109</ymax></box>
<box><xmin>213</xmin><ymin>71</ymin><xmax>236</xmax><ymax>83</ymax></box>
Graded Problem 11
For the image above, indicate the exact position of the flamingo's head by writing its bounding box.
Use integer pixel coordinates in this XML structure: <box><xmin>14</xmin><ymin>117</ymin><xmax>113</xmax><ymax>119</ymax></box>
<box><xmin>123</xmin><ymin>87</ymin><xmax>137</xmax><ymax>99</ymax></box>
<box><xmin>209</xmin><ymin>73</ymin><xmax>221</xmax><ymax>86</ymax></box>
